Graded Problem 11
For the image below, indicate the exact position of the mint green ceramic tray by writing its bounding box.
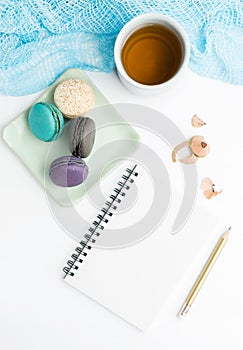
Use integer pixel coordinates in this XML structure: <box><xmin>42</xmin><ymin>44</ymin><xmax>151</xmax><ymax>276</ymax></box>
<box><xmin>3</xmin><ymin>69</ymin><xmax>139</xmax><ymax>206</ymax></box>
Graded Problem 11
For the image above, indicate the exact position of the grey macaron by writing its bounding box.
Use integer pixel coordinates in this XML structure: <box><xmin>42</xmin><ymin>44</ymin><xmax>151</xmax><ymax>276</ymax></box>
<box><xmin>69</xmin><ymin>117</ymin><xmax>96</xmax><ymax>158</ymax></box>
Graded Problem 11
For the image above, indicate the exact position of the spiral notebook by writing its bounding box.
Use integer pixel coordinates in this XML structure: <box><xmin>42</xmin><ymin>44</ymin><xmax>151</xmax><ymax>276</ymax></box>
<box><xmin>63</xmin><ymin>162</ymin><xmax>216</xmax><ymax>331</ymax></box>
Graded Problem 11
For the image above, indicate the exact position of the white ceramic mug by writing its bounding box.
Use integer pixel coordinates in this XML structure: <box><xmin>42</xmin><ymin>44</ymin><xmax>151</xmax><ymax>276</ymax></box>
<box><xmin>114</xmin><ymin>13</ymin><xmax>190</xmax><ymax>95</ymax></box>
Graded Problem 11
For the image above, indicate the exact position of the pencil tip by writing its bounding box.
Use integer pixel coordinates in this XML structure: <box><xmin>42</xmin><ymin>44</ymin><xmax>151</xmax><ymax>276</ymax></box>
<box><xmin>223</xmin><ymin>228</ymin><xmax>231</xmax><ymax>240</ymax></box>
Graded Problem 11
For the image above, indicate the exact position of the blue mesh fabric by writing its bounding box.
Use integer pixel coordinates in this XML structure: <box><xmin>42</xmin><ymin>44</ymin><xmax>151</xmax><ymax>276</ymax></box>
<box><xmin>0</xmin><ymin>0</ymin><xmax>243</xmax><ymax>95</ymax></box>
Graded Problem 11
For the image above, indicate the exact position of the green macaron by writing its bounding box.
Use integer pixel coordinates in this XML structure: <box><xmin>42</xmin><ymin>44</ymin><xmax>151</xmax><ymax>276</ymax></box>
<box><xmin>28</xmin><ymin>102</ymin><xmax>64</xmax><ymax>142</ymax></box>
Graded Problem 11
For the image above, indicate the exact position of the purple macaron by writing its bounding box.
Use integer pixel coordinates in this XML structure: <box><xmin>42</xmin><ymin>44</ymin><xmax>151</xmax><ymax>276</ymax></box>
<box><xmin>49</xmin><ymin>155</ymin><xmax>89</xmax><ymax>187</ymax></box>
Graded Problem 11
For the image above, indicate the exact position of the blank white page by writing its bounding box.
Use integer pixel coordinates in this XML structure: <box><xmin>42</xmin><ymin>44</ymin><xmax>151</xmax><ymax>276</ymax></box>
<box><xmin>64</xmin><ymin>163</ymin><xmax>216</xmax><ymax>331</ymax></box>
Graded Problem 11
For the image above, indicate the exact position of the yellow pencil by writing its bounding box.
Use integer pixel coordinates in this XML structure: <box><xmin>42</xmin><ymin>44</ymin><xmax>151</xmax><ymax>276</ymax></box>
<box><xmin>178</xmin><ymin>227</ymin><xmax>231</xmax><ymax>318</ymax></box>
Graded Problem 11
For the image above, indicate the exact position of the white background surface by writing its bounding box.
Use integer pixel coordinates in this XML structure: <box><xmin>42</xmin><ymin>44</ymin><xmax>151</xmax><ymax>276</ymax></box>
<box><xmin>1</xmin><ymin>68</ymin><xmax>243</xmax><ymax>349</ymax></box>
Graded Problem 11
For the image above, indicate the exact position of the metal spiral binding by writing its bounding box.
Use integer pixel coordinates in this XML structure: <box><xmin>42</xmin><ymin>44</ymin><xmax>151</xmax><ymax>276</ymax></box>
<box><xmin>63</xmin><ymin>164</ymin><xmax>138</xmax><ymax>278</ymax></box>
